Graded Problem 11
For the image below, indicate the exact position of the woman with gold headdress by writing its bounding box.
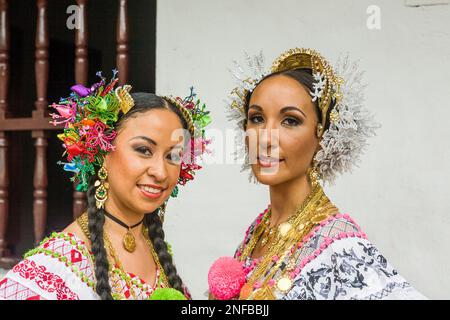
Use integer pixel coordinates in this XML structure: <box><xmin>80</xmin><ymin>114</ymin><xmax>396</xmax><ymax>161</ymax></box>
<box><xmin>0</xmin><ymin>71</ymin><xmax>211</xmax><ymax>300</ymax></box>
<box><xmin>208</xmin><ymin>48</ymin><xmax>425</xmax><ymax>300</ymax></box>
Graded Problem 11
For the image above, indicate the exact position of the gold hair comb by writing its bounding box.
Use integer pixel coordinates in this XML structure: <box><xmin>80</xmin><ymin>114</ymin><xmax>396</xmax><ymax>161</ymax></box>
<box><xmin>115</xmin><ymin>85</ymin><xmax>135</xmax><ymax>114</ymax></box>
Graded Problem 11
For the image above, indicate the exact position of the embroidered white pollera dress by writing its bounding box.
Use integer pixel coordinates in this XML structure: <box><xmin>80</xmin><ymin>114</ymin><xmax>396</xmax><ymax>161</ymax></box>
<box><xmin>235</xmin><ymin>209</ymin><xmax>427</xmax><ymax>300</ymax></box>
<box><xmin>0</xmin><ymin>232</ymin><xmax>190</xmax><ymax>300</ymax></box>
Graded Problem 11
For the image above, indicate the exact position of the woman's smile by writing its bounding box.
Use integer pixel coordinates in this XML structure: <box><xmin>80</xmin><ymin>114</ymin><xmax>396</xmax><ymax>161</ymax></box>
<box><xmin>137</xmin><ymin>183</ymin><xmax>166</xmax><ymax>199</ymax></box>
<box><xmin>257</xmin><ymin>155</ymin><xmax>285</xmax><ymax>168</ymax></box>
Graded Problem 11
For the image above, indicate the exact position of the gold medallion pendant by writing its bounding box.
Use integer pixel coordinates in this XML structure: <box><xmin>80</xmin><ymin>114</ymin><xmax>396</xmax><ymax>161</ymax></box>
<box><xmin>102</xmin><ymin>211</ymin><xmax>144</xmax><ymax>253</ymax></box>
<box><xmin>278</xmin><ymin>222</ymin><xmax>292</xmax><ymax>237</ymax></box>
<box><xmin>276</xmin><ymin>277</ymin><xmax>293</xmax><ymax>292</ymax></box>
<box><xmin>123</xmin><ymin>228</ymin><xmax>136</xmax><ymax>253</ymax></box>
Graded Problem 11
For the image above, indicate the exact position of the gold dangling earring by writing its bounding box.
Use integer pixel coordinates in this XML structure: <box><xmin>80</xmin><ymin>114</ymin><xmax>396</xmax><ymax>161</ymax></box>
<box><xmin>94</xmin><ymin>165</ymin><xmax>109</xmax><ymax>209</ymax></box>
<box><xmin>307</xmin><ymin>162</ymin><xmax>320</xmax><ymax>187</ymax></box>
<box><xmin>158</xmin><ymin>201</ymin><xmax>167</xmax><ymax>224</ymax></box>
<box><xmin>316</xmin><ymin>123</ymin><xmax>323</xmax><ymax>139</ymax></box>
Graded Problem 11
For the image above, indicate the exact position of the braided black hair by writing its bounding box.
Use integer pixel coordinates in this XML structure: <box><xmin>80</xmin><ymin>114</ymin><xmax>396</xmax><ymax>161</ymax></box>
<box><xmin>144</xmin><ymin>213</ymin><xmax>184</xmax><ymax>292</ymax></box>
<box><xmin>86</xmin><ymin>92</ymin><xmax>187</xmax><ymax>299</ymax></box>
<box><xmin>86</xmin><ymin>176</ymin><xmax>113</xmax><ymax>300</ymax></box>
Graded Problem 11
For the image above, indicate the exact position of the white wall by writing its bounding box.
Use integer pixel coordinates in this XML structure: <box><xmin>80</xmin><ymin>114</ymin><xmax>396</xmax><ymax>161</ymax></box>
<box><xmin>156</xmin><ymin>0</ymin><xmax>450</xmax><ymax>299</ymax></box>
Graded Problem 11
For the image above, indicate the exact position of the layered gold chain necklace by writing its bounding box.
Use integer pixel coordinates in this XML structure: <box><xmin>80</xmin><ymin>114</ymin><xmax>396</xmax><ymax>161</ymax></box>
<box><xmin>76</xmin><ymin>212</ymin><xmax>170</xmax><ymax>299</ymax></box>
<box><xmin>259</xmin><ymin>209</ymin><xmax>298</xmax><ymax>248</ymax></box>
<box><xmin>238</xmin><ymin>184</ymin><xmax>338</xmax><ymax>300</ymax></box>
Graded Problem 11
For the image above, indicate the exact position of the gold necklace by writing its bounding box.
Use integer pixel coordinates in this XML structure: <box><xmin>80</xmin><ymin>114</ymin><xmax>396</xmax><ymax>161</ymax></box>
<box><xmin>103</xmin><ymin>232</ymin><xmax>138</xmax><ymax>299</ymax></box>
<box><xmin>104</xmin><ymin>228</ymin><xmax>171</xmax><ymax>298</ymax></box>
<box><xmin>259</xmin><ymin>208</ymin><xmax>299</xmax><ymax>248</ymax></box>
<box><xmin>259</xmin><ymin>212</ymin><xmax>275</xmax><ymax>248</ymax></box>
<box><xmin>238</xmin><ymin>185</ymin><xmax>338</xmax><ymax>300</ymax></box>
<box><xmin>240</xmin><ymin>187</ymin><xmax>319</xmax><ymax>262</ymax></box>
<box><xmin>76</xmin><ymin>212</ymin><xmax>170</xmax><ymax>298</ymax></box>
<box><xmin>142</xmin><ymin>225</ymin><xmax>170</xmax><ymax>288</ymax></box>
<box><xmin>103</xmin><ymin>210</ymin><xmax>144</xmax><ymax>253</ymax></box>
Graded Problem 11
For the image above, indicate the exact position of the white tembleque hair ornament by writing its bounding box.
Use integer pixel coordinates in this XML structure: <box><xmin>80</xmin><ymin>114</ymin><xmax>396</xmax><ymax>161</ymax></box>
<box><xmin>226</xmin><ymin>48</ymin><xmax>380</xmax><ymax>184</ymax></box>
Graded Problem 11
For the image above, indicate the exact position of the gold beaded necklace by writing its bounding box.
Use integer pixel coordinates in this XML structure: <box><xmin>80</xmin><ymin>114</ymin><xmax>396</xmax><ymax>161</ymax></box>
<box><xmin>238</xmin><ymin>185</ymin><xmax>338</xmax><ymax>300</ymax></box>
<box><xmin>102</xmin><ymin>232</ymin><xmax>138</xmax><ymax>299</ymax></box>
<box><xmin>76</xmin><ymin>212</ymin><xmax>170</xmax><ymax>299</ymax></box>
<box><xmin>259</xmin><ymin>208</ymin><xmax>300</xmax><ymax>248</ymax></box>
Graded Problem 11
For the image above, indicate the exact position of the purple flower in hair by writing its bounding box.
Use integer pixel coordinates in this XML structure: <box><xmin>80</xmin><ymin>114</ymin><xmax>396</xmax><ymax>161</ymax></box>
<box><xmin>71</xmin><ymin>84</ymin><xmax>91</xmax><ymax>97</ymax></box>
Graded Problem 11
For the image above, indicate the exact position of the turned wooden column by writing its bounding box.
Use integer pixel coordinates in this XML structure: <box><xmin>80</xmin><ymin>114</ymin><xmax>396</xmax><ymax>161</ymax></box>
<box><xmin>72</xmin><ymin>0</ymin><xmax>88</xmax><ymax>219</ymax></box>
<box><xmin>0</xmin><ymin>0</ymin><xmax>12</xmax><ymax>266</ymax></box>
<box><xmin>116</xmin><ymin>0</ymin><xmax>129</xmax><ymax>85</ymax></box>
<box><xmin>32</xmin><ymin>0</ymin><xmax>48</xmax><ymax>246</ymax></box>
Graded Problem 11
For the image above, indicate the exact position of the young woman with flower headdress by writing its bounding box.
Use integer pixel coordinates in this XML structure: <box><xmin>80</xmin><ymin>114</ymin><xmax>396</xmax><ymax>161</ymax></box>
<box><xmin>208</xmin><ymin>48</ymin><xmax>425</xmax><ymax>300</ymax></box>
<box><xmin>0</xmin><ymin>71</ymin><xmax>211</xmax><ymax>300</ymax></box>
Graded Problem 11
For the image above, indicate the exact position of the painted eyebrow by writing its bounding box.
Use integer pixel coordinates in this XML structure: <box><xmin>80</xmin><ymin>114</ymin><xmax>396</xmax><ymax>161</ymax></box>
<box><xmin>129</xmin><ymin>136</ymin><xmax>184</xmax><ymax>151</ymax></box>
<box><xmin>248</xmin><ymin>105</ymin><xmax>263</xmax><ymax>112</ymax></box>
<box><xmin>249</xmin><ymin>104</ymin><xmax>307</xmax><ymax>118</ymax></box>
<box><xmin>129</xmin><ymin>136</ymin><xmax>157</xmax><ymax>146</ymax></box>
<box><xmin>280</xmin><ymin>106</ymin><xmax>307</xmax><ymax>118</ymax></box>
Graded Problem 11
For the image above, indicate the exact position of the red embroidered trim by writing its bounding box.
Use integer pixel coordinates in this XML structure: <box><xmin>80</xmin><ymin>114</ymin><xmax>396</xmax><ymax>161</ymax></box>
<box><xmin>12</xmin><ymin>259</ymin><xmax>79</xmax><ymax>300</ymax></box>
<box><xmin>0</xmin><ymin>277</ymin><xmax>43</xmax><ymax>300</ymax></box>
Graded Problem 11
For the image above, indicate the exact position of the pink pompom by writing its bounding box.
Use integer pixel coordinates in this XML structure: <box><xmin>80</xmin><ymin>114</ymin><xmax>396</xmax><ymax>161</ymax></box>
<box><xmin>208</xmin><ymin>257</ymin><xmax>246</xmax><ymax>300</ymax></box>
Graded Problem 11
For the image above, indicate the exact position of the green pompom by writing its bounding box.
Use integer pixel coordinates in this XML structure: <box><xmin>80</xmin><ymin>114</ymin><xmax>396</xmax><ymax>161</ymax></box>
<box><xmin>149</xmin><ymin>288</ymin><xmax>187</xmax><ymax>300</ymax></box>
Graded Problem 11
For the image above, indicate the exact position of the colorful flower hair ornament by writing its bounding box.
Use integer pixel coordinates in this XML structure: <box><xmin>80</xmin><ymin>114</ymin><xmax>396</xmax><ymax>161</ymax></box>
<box><xmin>51</xmin><ymin>72</ymin><xmax>210</xmax><ymax>196</ymax></box>
<box><xmin>49</xmin><ymin>69</ymin><xmax>134</xmax><ymax>192</ymax></box>
<box><xmin>163</xmin><ymin>87</ymin><xmax>212</xmax><ymax>197</ymax></box>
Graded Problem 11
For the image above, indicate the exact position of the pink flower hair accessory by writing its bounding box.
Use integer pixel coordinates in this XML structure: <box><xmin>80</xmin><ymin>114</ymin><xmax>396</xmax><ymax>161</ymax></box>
<box><xmin>163</xmin><ymin>87</ymin><xmax>212</xmax><ymax>198</ymax></box>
